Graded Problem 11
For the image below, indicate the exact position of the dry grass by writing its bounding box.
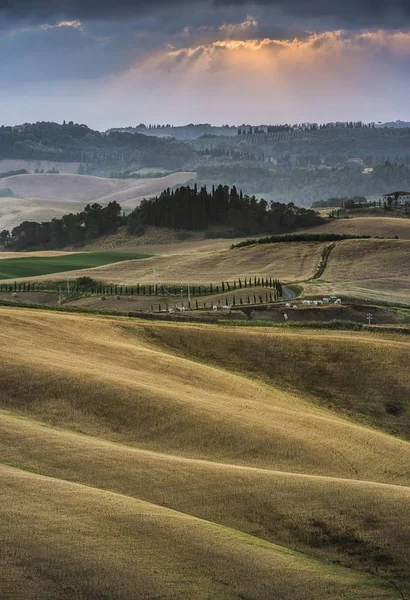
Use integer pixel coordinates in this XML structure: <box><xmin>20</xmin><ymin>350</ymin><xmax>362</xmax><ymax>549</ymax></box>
<box><xmin>19</xmin><ymin>242</ymin><xmax>325</xmax><ymax>285</ymax></box>
<box><xmin>1</xmin><ymin>307</ymin><xmax>409</xmax><ymax>598</ymax></box>
<box><xmin>304</xmin><ymin>216</ymin><xmax>410</xmax><ymax>239</ymax></box>
<box><xmin>2</xmin><ymin>309</ymin><xmax>409</xmax><ymax>482</ymax></box>
<box><xmin>0</xmin><ymin>250</ymin><xmax>74</xmax><ymax>259</ymax></box>
<box><xmin>141</xmin><ymin>321</ymin><xmax>410</xmax><ymax>440</ymax></box>
<box><xmin>304</xmin><ymin>238</ymin><xmax>410</xmax><ymax>303</ymax></box>
<box><xmin>2</xmin><ymin>465</ymin><xmax>401</xmax><ymax>600</ymax></box>
<box><xmin>1</xmin><ymin>412</ymin><xmax>409</xmax><ymax>580</ymax></box>
<box><xmin>80</xmin><ymin>225</ymin><xmax>244</xmax><ymax>254</ymax></box>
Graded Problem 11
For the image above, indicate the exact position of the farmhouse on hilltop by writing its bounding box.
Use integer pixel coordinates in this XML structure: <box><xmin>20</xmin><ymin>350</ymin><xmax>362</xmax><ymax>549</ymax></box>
<box><xmin>383</xmin><ymin>191</ymin><xmax>410</xmax><ymax>204</ymax></box>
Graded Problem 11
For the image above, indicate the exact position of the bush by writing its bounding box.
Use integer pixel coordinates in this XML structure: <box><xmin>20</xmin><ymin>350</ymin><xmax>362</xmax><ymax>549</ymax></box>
<box><xmin>76</xmin><ymin>276</ymin><xmax>97</xmax><ymax>288</ymax></box>
<box><xmin>231</xmin><ymin>233</ymin><xmax>374</xmax><ymax>249</ymax></box>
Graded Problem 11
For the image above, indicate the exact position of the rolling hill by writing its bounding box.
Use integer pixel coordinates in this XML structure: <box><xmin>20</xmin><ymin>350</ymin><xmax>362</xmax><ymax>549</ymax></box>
<box><xmin>305</xmin><ymin>238</ymin><xmax>410</xmax><ymax>304</ymax></box>
<box><xmin>14</xmin><ymin>241</ymin><xmax>325</xmax><ymax>285</ymax></box>
<box><xmin>304</xmin><ymin>216</ymin><xmax>410</xmax><ymax>239</ymax></box>
<box><xmin>1</xmin><ymin>307</ymin><xmax>409</xmax><ymax>599</ymax></box>
<box><xmin>0</xmin><ymin>171</ymin><xmax>194</xmax><ymax>231</ymax></box>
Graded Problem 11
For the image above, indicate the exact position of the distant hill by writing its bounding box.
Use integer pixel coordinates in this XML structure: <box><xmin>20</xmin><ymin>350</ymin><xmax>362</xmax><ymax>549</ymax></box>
<box><xmin>108</xmin><ymin>123</ymin><xmax>239</xmax><ymax>140</ymax></box>
<box><xmin>375</xmin><ymin>120</ymin><xmax>410</xmax><ymax>128</ymax></box>
<box><xmin>0</xmin><ymin>122</ymin><xmax>196</xmax><ymax>170</ymax></box>
<box><xmin>0</xmin><ymin>172</ymin><xmax>194</xmax><ymax>231</ymax></box>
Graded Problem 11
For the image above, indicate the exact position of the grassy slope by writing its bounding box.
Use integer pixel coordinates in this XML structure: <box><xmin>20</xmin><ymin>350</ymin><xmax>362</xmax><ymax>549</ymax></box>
<box><xmin>0</xmin><ymin>251</ymin><xmax>151</xmax><ymax>279</ymax></box>
<box><xmin>1</xmin><ymin>308</ymin><xmax>409</xmax><ymax>598</ymax></box>
<box><xmin>16</xmin><ymin>242</ymin><xmax>325</xmax><ymax>285</ymax></box>
<box><xmin>305</xmin><ymin>238</ymin><xmax>410</xmax><ymax>303</ymax></box>
<box><xmin>140</xmin><ymin>322</ymin><xmax>410</xmax><ymax>440</ymax></box>
<box><xmin>304</xmin><ymin>216</ymin><xmax>410</xmax><ymax>239</ymax></box>
<box><xmin>2</xmin><ymin>465</ymin><xmax>400</xmax><ymax>600</ymax></box>
<box><xmin>2</xmin><ymin>413</ymin><xmax>409</xmax><ymax>579</ymax></box>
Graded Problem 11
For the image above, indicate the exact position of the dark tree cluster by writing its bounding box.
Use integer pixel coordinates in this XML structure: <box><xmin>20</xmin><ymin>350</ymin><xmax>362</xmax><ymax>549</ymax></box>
<box><xmin>0</xmin><ymin>202</ymin><xmax>122</xmax><ymax>251</ymax></box>
<box><xmin>127</xmin><ymin>184</ymin><xmax>322</xmax><ymax>234</ymax></box>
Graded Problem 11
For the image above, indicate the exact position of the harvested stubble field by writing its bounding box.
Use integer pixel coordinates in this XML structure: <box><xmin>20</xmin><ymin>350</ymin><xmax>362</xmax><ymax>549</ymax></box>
<box><xmin>0</xmin><ymin>307</ymin><xmax>409</xmax><ymax>599</ymax></box>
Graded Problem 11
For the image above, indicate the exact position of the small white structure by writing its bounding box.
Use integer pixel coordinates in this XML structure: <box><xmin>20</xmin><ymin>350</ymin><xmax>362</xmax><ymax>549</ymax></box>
<box><xmin>213</xmin><ymin>305</ymin><xmax>218</xmax><ymax>311</ymax></box>
<box><xmin>222</xmin><ymin>305</ymin><xmax>231</xmax><ymax>311</ymax></box>
<box><xmin>335</xmin><ymin>298</ymin><xmax>342</xmax><ymax>304</ymax></box>
<box><xmin>284</xmin><ymin>313</ymin><xmax>289</xmax><ymax>321</ymax></box>
<box><xmin>285</xmin><ymin>302</ymin><xmax>291</xmax><ymax>308</ymax></box>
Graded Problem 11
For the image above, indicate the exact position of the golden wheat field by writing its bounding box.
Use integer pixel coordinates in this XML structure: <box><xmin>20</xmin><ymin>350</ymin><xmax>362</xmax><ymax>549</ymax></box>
<box><xmin>1</xmin><ymin>307</ymin><xmax>409</xmax><ymax>599</ymax></box>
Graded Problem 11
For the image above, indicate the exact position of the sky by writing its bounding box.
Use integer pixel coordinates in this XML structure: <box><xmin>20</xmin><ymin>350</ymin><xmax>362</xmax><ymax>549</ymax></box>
<box><xmin>1</xmin><ymin>0</ymin><xmax>410</xmax><ymax>129</ymax></box>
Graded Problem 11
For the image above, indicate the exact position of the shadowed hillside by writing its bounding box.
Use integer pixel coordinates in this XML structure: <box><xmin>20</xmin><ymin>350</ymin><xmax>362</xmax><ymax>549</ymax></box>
<box><xmin>1</xmin><ymin>308</ymin><xmax>409</xmax><ymax>599</ymax></box>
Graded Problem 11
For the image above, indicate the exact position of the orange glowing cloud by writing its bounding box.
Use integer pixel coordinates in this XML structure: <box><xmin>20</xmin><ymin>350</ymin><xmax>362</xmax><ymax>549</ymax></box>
<box><xmin>103</xmin><ymin>28</ymin><xmax>410</xmax><ymax>125</ymax></box>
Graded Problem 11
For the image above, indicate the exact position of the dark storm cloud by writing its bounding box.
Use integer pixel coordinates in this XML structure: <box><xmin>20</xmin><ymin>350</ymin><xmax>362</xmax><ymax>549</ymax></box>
<box><xmin>2</xmin><ymin>0</ymin><xmax>410</xmax><ymax>28</ymax></box>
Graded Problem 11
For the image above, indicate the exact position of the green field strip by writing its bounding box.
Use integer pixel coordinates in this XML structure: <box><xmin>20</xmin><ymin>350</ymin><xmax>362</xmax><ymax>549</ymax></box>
<box><xmin>0</xmin><ymin>251</ymin><xmax>152</xmax><ymax>279</ymax></box>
